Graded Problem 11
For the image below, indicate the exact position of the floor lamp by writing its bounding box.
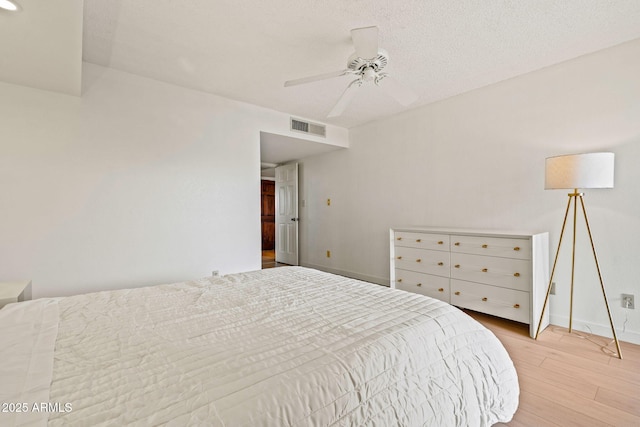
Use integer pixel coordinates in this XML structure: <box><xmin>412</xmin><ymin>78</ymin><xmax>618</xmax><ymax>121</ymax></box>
<box><xmin>534</xmin><ymin>152</ymin><xmax>622</xmax><ymax>359</ymax></box>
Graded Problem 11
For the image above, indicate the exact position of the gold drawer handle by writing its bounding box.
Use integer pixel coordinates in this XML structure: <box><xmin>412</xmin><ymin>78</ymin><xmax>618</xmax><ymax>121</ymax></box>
<box><xmin>513</xmin><ymin>303</ymin><xmax>520</xmax><ymax>309</ymax></box>
<box><xmin>417</xmin><ymin>283</ymin><xmax>422</xmax><ymax>287</ymax></box>
<box><xmin>397</xmin><ymin>256</ymin><xmax>402</xmax><ymax>260</ymax></box>
<box><xmin>438</xmin><ymin>241</ymin><xmax>444</xmax><ymax>245</ymax></box>
<box><xmin>397</xmin><ymin>237</ymin><xmax>402</xmax><ymax>240</ymax></box>
<box><xmin>454</xmin><ymin>291</ymin><xmax>460</xmax><ymax>296</ymax></box>
<box><xmin>514</xmin><ymin>246</ymin><xmax>520</xmax><ymax>251</ymax></box>
<box><xmin>397</xmin><ymin>279</ymin><xmax>403</xmax><ymax>283</ymax></box>
<box><xmin>416</xmin><ymin>239</ymin><xmax>422</xmax><ymax>242</ymax></box>
<box><xmin>482</xmin><ymin>297</ymin><xmax>488</xmax><ymax>302</ymax></box>
<box><xmin>438</xmin><ymin>288</ymin><xmax>444</xmax><ymax>292</ymax></box>
<box><xmin>482</xmin><ymin>244</ymin><xmax>488</xmax><ymax>248</ymax></box>
<box><xmin>438</xmin><ymin>262</ymin><xmax>444</xmax><ymax>266</ymax></box>
<box><xmin>416</xmin><ymin>259</ymin><xmax>422</xmax><ymax>263</ymax></box>
<box><xmin>513</xmin><ymin>272</ymin><xmax>520</xmax><ymax>277</ymax></box>
<box><xmin>454</xmin><ymin>264</ymin><xmax>460</xmax><ymax>268</ymax></box>
<box><xmin>482</xmin><ymin>268</ymin><xmax>488</xmax><ymax>273</ymax></box>
<box><xmin>454</xmin><ymin>242</ymin><xmax>460</xmax><ymax>246</ymax></box>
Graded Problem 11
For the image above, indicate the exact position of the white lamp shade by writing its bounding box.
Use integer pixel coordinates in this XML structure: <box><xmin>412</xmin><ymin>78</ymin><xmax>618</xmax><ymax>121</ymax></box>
<box><xmin>545</xmin><ymin>152</ymin><xmax>614</xmax><ymax>189</ymax></box>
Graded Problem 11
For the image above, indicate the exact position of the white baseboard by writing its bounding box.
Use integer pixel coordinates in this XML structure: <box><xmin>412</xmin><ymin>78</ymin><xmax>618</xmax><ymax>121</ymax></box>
<box><xmin>549</xmin><ymin>314</ymin><xmax>640</xmax><ymax>345</ymax></box>
<box><xmin>301</xmin><ymin>263</ymin><xmax>389</xmax><ymax>287</ymax></box>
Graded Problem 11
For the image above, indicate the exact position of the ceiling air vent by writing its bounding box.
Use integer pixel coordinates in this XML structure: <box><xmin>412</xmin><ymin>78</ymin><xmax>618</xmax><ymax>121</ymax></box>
<box><xmin>290</xmin><ymin>118</ymin><xmax>326</xmax><ymax>138</ymax></box>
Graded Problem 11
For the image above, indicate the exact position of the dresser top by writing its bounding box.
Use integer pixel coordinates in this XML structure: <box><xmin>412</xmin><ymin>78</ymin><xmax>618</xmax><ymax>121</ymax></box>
<box><xmin>391</xmin><ymin>226</ymin><xmax>548</xmax><ymax>239</ymax></box>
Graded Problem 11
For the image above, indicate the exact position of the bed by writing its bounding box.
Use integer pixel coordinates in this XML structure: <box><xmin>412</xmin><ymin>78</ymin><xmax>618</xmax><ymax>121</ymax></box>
<box><xmin>0</xmin><ymin>267</ymin><xmax>518</xmax><ymax>426</ymax></box>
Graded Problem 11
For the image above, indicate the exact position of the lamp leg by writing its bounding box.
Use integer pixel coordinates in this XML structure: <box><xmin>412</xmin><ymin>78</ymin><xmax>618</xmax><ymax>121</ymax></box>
<box><xmin>578</xmin><ymin>195</ymin><xmax>623</xmax><ymax>359</ymax></box>
<box><xmin>569</xmin><ymin>190</ymin><xmax>579</xmax><ymax>333</ymax></box>
<box><xmin>535</xmin><ymin>194</ymin><xmax>574</xmax><ymax>340</ymax></box>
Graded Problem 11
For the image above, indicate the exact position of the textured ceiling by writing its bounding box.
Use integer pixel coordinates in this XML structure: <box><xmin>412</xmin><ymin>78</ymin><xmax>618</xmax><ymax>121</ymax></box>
<box><xmin>80</xmin><ymin>1</ymin><xmax>640</xmax><ymax>128</ymax></box>
<box><xmin>3</xmin><ymin>1</ymin><xmax>640</xmax><ymax>127</ymax></box>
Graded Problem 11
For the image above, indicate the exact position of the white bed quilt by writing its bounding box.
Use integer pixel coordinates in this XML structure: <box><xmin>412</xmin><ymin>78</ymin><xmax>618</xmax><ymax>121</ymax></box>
<box><xmin>5</xmin><ymin>267</ymin><xmax>519</xmax><ymax>426</ymax></box>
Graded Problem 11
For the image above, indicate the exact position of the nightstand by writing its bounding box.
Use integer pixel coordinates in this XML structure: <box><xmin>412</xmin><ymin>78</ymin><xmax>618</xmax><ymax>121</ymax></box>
<box><xmin>0</xmin><ymin>281</ymin><xmax>32</xmax><ymax>309</ymax></box>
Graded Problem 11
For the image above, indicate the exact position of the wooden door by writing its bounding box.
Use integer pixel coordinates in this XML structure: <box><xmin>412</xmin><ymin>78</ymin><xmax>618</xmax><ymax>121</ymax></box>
<box><xmin>261</xmin><ymin>180</ymin><xmax>275</xmax><ymax>250</ymax></box>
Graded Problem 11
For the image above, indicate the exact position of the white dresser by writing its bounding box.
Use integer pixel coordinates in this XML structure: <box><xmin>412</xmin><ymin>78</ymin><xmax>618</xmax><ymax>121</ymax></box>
<box><xmin>390</xmin><ymin>227</ymin><xmax>549</xmax><ymax>338</ymax></box>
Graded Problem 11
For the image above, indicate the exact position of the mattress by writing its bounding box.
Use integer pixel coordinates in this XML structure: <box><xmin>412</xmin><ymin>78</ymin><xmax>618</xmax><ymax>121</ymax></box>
<box><xmin>0</xmin><ymin>267</ymin><xmax>518</xmax><ymax>426</ymax></box>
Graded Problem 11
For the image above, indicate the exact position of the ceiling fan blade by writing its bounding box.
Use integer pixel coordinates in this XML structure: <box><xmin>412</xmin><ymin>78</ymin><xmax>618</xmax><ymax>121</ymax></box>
<box><xmin>351</xmin><ymin>26</ymin><xmax>379</xmax><ymax>59</ymax></box>
<box><xmin>379</xmin><ymin>76</ymin><xmax>418</xmax><ymax>106</ymax></box>
<box><xmin>328</xmin><ymin>81</ymin><xmax>360</xmax><ymax>117</ymax></box>
<box><xmin>284</xmin><ymin>69</ymin><xmax>349</xmax><ymax>87</ymax></box>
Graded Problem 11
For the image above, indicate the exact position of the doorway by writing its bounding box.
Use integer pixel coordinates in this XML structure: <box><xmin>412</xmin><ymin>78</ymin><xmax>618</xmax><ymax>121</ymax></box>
<box><xmin>260</xmin><ymin>163</ymin><xmax>299</xmax><ymax>269</ymax></box>
<box><xmin>259</xmin><ymin>131</ymin><xmax>346</xmax><ymax>270</ymax></box>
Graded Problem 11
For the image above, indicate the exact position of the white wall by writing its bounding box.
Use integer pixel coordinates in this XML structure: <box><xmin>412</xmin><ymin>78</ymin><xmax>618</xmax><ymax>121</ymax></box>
<box><xmin>0</xmin><ymin>62</ymin><xmax>348</xmax><ymax>299</ymax></box>
<box><xmin>299</xmin><ymin>39</ymin><xmax>640</xmax><ymax>344</ymax></box>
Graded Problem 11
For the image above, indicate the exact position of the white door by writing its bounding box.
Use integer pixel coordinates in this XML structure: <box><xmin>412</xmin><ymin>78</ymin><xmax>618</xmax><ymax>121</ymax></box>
<box><xmin>275</xmin><ymin>163</ymin><xmax>299</xmax><ymax>265</ymax></box>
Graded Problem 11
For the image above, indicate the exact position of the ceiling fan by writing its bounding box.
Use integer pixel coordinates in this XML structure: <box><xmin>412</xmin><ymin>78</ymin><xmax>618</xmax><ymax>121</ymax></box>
<box><xmin>284</xmin><ymin>26</ymin><xmax>418</xmax><ymax>118</ymax></box>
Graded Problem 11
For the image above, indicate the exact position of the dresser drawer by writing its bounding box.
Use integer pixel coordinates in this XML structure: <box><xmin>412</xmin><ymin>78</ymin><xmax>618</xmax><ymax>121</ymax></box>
<box><xmin>451</xmin><ymin>235</ymin><xmax>531</xmax><ymax>260</ymax></box>
<box><xmin>451</xmin><ymin>253</ymin><xmax>531</xmax><ymax>292</ymax></box>
<box><xmin>451</xmin><ymin>279</ymin><xmax>530</xmax><ymax>324</ymax></box>
<box><xmin>395</xmin><ymin>269</ymin><xmax>450</xmax><ymax>302</ymax></box>
<box><xmin>394</xmin><ymin>246</ymin><xmax>450</xmax><ymax>276</ymax></box>
<box><xmin>394</xmin><ymin>232</ymin><xmax>449</xmax><ymax>251</ymax></box>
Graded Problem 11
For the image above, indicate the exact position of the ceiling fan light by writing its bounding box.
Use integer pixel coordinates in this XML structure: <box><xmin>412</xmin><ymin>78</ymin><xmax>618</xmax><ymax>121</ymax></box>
<box><xmin>0</xmin><ymin>0</ymin><xmax>19</xmax><ymax>11</ymax></box>
<box><xmin>362</xmin><ymin>67</ymin><xmax>376</xmax><ymax>82</ymax></box>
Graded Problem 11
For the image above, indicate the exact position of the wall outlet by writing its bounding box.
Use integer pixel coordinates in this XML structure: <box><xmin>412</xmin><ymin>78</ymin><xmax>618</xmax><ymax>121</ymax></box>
<box><xmin>550</xmin><ymin>282</ymin><xmax>556</xmax><ymax>295</ymax></box>
<box><xmin>326</xmin><ymin>250</ymin><xmax>331</xmax><ymax>258</ymax></box>
<box><xmin>212</xmin><ymin>270</ymin><xmax>219</xmax><ymax>277</ymax></box>
<box><xmin>622</xmin><ymin>294</ymin><xmax>635</xmax><ymax>309</ymax></box>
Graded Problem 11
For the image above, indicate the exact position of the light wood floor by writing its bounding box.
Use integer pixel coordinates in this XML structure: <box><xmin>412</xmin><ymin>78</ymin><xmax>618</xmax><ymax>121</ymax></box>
<box><xmin>465</xmin><ymin>310</ymin><xmax>640</xmax><ymax>427</ymax></box>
